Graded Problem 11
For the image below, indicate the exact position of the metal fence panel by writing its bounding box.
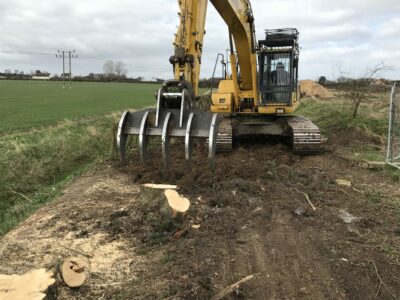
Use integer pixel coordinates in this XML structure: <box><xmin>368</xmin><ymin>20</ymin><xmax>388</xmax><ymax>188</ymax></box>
<box><xmin>387</xmin><ymin>81</ymin><xmax>400</xmax><ymax>169</ymax></box>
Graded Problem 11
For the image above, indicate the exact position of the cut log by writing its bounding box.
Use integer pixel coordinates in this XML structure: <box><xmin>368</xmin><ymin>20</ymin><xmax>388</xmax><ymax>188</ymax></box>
<box><xmin>61</xmin><ymin>257</ymin><xmax>87</xmax><ymax>288</ymax></box>
<box><xmin>164</xmin><ymin>189</ymin><xmax>190</xmax><ymax>219</ymax></box>
<box><xmin>143</xmin><ymin>183</ymin><xmax>177</xmax><ymax>190</ymax></box>
<box><xmin>0</xmin><ymin>268</ymin><xmax>55</xmax><ymax>300</ymax></box>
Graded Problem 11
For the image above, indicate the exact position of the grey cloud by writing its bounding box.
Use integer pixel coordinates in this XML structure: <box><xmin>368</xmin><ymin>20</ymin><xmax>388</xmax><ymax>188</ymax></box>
<box><xmin>0</xmin><ymin>0</ymin><xmax>399</xmax><ymax>80</ymax></box>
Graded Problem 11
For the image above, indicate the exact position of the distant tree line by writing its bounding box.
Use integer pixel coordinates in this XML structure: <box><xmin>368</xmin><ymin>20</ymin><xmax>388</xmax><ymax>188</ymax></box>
<box><xmin>0</xmin><ymin>69</ymin><xmax>50</xmax><ymax>80</ymax></box>
<box><xmin>317</xmin><ymin>75</ymin><xmax>393</xmax><ymax>93</ymax></box>
<box><xmin>199</xmin><ymin>77</ymin><xmax>222</xmax><ymax>88</ymax></box>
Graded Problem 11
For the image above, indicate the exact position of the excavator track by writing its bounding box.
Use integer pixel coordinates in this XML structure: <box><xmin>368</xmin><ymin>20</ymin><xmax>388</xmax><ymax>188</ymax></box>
<box><xmin>206</xmin><ymin>118</ymin><xmax>232</xmax><ymax>154</ymax></box>
<box><xmin>209</xmin><ymin>115</ymin><xmax>321</xmax><ymax>155</ymax></box>
<box><xmin>215</xmin><ymin>118</ymin><xmax>233</xmax><ymax>153</ymax></box>
<box><xmin>286</xmin><ymin>116</ymin><xmax>322</xmax><ymax>154</ymax></box>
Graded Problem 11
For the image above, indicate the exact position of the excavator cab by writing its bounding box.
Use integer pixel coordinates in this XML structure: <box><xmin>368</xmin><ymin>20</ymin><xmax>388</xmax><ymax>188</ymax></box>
<box><xmin>258</xmin><ymin>28</ymin><xmax>299</xmax><ymax>106</ymax></box>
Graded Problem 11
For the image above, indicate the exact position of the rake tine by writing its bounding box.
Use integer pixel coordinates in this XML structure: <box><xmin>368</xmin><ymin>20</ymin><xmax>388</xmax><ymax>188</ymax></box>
<box><xmin>162</xmin><ymin>112</ymin><xmax>172</xmax><ymax>168</ymax></box>
<box><xmin>139</xmin><ymin>111</ymin><xmax>150</xmax><ymax>165</ymax></box>
<box><xmin>185</xmin><ymin>112</ymin><xmax>195</xmax><ymax>168</ymax></box>
<box><xmin>179</xmin><ymin>90</ymin><xmax>186</xmax><ymax>128</ymax></box>
<box><xmin>155</xmin><ymin>88</ymin><xmax>162</xmax><ymax>127</ymax></box>
<box><xmin>117</xmin><ymin>111</ymin><xmax>130</xmax><ymax>162</ymax></box>
<box><xmin>208</xmin><ymin>113</ymin><xmax>219</xmax><ymax>171</ymax></box>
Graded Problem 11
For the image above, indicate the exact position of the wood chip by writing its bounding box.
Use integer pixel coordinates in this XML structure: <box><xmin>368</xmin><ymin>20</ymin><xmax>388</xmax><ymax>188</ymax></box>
<box><xmin>336</xmin><ymin>179</ymin><xmax>352</xmax><ymax>187</ymax></box>
<box><xmin>0</xmin><ymin>269</ymin><xmax>55</xmax><ymax>300</ymax></box>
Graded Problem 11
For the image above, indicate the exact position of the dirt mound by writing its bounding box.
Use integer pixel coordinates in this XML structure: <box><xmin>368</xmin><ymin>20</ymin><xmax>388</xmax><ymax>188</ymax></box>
<box><xmin>300</xmin><ymin>80</ymin><xmax>333</xmax><ymax>99</ymax></box>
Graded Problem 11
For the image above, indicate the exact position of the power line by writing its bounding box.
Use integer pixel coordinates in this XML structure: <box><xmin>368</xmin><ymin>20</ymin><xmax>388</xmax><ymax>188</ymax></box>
<box><xmin>0</xmin><ymin>49</ymin><xmax>55</xmax><ymax>56</ymax></box>
<box><xmin>56</xmin><ymin>50</ymin><xmax>78</xmax><ymax>88</ymax></box>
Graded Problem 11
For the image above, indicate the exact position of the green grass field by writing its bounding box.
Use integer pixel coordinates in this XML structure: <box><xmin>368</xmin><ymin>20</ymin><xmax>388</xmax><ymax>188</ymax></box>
<box><xmin>0</xmin><ymin>80</ymin><xmax>159</xmax><ymax>132</ymax></box>
<box><xmin>0</xmin><ymin>80</ymin><xmax>160</xmax><ymax>235</ymax></box>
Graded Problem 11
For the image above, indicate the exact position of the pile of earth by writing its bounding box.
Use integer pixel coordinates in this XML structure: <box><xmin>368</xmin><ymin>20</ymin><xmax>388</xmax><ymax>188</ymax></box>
<box><xmin>300</xmin><ymin>80</ymin><xmax>333</xmax><ymax>99</ymax></box>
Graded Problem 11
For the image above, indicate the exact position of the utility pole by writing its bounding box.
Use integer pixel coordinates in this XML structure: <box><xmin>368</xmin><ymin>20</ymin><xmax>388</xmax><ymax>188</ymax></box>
<box><xmin>68</xmin><ymin>50</ymin><xmax>78</xmax><ymax>88</ymax></box>
<box><xmin>56</xmin><ymin>50</ymin><xmax>66</xmax><ymax>88</ymax></box>
<box><xmin>57</xmin><ymin>50</ymin><xmax>78</xmax><ymax>88</ymax></box>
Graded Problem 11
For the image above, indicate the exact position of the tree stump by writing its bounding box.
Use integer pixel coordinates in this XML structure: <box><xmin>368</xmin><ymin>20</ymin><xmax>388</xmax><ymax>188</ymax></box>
<box><xmin>61</xmin><ymin>257</ymin><xmax>87</xmax><ymax>288</ymax></box>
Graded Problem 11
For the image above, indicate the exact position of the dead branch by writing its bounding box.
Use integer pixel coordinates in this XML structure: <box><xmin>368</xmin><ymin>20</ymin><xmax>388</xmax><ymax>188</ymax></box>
<box><xmin>66</xmin><ymin>247</ymin><xmax>94</xmax><ymax>258</ymax></box>
<box><xmin>8</xmin><ymin>188</ymin><xmax>33</xmax><ymax>203</ymax></box>
<box><xmin>211</xmin><ymin>274</ymin><xmax>256</xmax><ymax>300</ymax></box>
<box><xmin>372</xmin><ymin>261</ymin><xmax>398</xmax><ymax>300</ymax></box>
<box><xmin>88</xmin><ymin>282</ymin><xmax>123</xmax><ymax>287</ymax></box>
<box><xmin>294</xmin><ymin>188</ymin><xmax>317</xmax><ymax>211</ymax></box>
<box><xmin>143</xmin><ymin>184</ymin><xmax>178</xmax><ymax>190</ymax></box>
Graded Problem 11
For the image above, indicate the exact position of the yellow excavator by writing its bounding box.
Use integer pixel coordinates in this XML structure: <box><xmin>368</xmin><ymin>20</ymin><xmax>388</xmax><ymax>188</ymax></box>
<box><xmin>117</xmin><ymin>0</ymin><xmax>321</xmax><ymax>168</ymax></box>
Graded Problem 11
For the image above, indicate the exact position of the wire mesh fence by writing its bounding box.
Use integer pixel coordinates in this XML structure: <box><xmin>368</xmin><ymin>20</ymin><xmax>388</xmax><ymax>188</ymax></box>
<box><xmin>387</xmin><ymin>81</ymin><xmax>400</xmax><ymax>169</ymax></box>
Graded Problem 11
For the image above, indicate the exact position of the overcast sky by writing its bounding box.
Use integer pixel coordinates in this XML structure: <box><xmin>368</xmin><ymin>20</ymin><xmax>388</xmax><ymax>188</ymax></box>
<box><xmin>0</xmin><ymin>0</ymin><xmax>399</xmax><ymax>80</ymax></box>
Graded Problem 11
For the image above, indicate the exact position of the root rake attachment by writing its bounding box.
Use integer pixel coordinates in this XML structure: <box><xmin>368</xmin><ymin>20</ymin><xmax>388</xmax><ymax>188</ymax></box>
<box><xmin>117</xmin><ymin>81</ymin><xmax>220</xmax><ymax>169</ymax></box>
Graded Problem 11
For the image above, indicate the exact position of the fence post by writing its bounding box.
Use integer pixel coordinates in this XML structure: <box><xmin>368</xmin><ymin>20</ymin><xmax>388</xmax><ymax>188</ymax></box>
<box><xmin>386</xmin><ymin>82</ymin><xmax>395</xmax><ymax>163</ymax></box>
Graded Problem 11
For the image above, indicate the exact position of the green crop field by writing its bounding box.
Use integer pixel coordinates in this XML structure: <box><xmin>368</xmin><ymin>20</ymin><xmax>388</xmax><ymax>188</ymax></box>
<box><xmin>0</xmin><ymin>79</ymin><xmax>160</xmax><ymax>234</ymax></box>
<box><xmin>0</xmin><ymin>80</ymin><xmax>159</xmax><ymax>133</ymax></box>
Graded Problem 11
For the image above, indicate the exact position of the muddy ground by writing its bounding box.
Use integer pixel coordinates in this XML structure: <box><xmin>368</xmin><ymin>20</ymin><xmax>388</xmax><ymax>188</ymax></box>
<box><xmin>0</xmin><ymin>135</ymin><xmax>399</xmax><ymax>299</ymax></box>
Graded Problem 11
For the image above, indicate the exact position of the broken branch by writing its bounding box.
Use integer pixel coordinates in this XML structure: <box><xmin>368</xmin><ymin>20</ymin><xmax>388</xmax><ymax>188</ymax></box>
<box><xmin>211</xmin><ymin>274</ymin><xmax>256</xmax><ymax>300</ymax></box>
<box><xmin>7</xmin><ymin>188</ymin><xmax>33</xmax><ymax>203</ymax></box>
<box><xmin>143</xmin><ymin>184</ymin><xmax>177</xmax><ymax>190</ymax></box>
<box><xmin>372</xmin><ymin>261</ymin><xmax>398</xmax><ymax>300</ymax></box>
<box><xmin>294</xmin><ymin>188</ymin><xmax>317</xmax><ymax>211</ymax></box>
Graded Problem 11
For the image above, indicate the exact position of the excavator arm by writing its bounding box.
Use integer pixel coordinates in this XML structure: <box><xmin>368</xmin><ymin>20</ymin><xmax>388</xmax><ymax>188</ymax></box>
<box><xmin>169</xmin><ymin>0</ymin><xmax>208</xmax><ymax>97</ymax></box>
<box><xmin>169</xmin><ymin>0</ymin><xmax>258</xmax><ymax>97</ymax></box>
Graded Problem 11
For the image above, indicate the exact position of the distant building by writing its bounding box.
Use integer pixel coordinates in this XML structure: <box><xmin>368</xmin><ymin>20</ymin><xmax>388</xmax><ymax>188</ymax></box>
<box><xmin>32</xmin><ymin>75</ymin><xmax>51</xmax><ymax>80</ymax></box>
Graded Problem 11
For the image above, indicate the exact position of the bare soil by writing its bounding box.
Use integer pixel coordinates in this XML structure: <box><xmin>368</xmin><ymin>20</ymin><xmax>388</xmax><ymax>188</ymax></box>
<box><xmin>0</xmin><ymin>137</ymin><xmax>399</xmax><ymax>299</ymax></box>
<box><xmin>300</xmin><ymin>80</ymin><xmax>333</xmax><ymax>99</ymax></box>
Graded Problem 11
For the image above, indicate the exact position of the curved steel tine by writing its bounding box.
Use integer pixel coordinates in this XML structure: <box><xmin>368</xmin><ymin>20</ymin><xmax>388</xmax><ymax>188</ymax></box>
<box><xmin>139</xmin><ymin>111</ymin><xmax>150</xmax><ymax>165</ymax></box>
<box><xmin>155</xmin><ymin>88</ymin><xmax>162</xmax><ymax>127</ymax></box>
<box><xmin>162</xmin><ymin>112</ymin><xmax>172</xmax><ymax>168</ymax></box>
<box><xmin>117</xmin><ymin>111</ymin><xmax>130</xmax><ymax>162</ymax></box>
<box><xmin>208</xmin><ymin>114</ymin><xmax>220</xmax><ymax>171</ymax></box>
<box><xmin>185</xmin><ymin>112</ymin><xmax>195</xmax><ymax>168</ymax></box>
<box><xmin>179</xmin><ymin>89</ymin><xmax>186</xmax><ymax>128</ymax></box>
